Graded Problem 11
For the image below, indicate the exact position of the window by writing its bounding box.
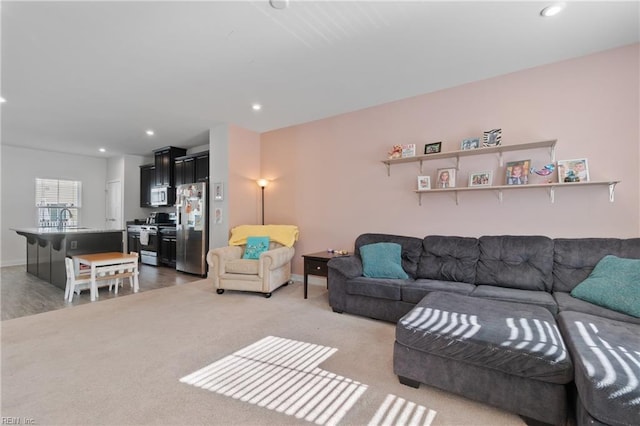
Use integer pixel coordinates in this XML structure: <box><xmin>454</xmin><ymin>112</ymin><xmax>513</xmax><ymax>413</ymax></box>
<box><xmin>35</xmin><ymin>178</ymin><xmax>82</xmax><ymax>227</ymax></box>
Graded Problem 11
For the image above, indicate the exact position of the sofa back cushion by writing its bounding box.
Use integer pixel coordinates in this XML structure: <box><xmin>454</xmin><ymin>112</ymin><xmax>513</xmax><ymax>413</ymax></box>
<box><xmin>417</xmin><ymin>235</ymin><xmax>479</xmax><ymax>283</ymax></box>
<box><xmin>477</xmin><ymin>235</ymin><xmax>554</xmax><ymax>291</ymax></box>
<box><xmin>355</xmin><ymin>234</ymin><xmax>423</xmax><ymax>279</ymax></box>
<box><xmin>553</xmin><ymin>238</ymin><xmax>640</xmax><ymax>292</ymax></box>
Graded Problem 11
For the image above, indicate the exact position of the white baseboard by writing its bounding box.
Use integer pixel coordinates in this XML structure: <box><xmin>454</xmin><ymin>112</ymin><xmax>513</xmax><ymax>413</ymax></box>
<box><xmin>291</xmin><ymin>273</ymin><xmax>327</xmax><ymax>286</ymax></box>
<box><xmin>1</xmin><ymin>260</ymin><xmax>26</xmax><ymax>268</ymax></box>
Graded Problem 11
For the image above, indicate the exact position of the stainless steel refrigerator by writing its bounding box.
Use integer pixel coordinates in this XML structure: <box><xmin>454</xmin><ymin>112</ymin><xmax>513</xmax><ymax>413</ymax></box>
<box><xmin>176</xmin><ymin>182</ymin><xmax>208</xmax><ymax>276</ymax></box>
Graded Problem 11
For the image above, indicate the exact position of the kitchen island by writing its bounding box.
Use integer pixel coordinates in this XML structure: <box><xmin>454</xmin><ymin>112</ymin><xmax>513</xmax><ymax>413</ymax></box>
<box><xmin>12</xmin><ymin>228</ymin><xmax>124</xmax><ymax>289</ymax></box>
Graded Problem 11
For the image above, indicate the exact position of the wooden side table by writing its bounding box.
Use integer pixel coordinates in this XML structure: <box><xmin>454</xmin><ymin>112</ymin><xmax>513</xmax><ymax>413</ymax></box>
<box><xmin>302</xmin><ymin>251</ymin><xmax>349</xmax><ymax>299</ymax></box>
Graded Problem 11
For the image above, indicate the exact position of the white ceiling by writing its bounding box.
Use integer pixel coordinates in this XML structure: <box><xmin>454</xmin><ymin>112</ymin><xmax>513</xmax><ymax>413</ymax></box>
<box><xmin>2</xmin><ymin>1</ymin><xmax>639</xmax><ymax>158</ymax></box>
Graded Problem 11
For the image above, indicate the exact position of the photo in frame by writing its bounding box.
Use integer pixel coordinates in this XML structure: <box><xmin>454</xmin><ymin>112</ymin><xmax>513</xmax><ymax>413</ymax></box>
<box><xmin>436</xmin><ymin>168</ymin><xmax>456</xmax><ymax>188</ymax></box>
<box><xmin>483</xmin><ymin>129</ymin><xmax>502</xmax><ymax>147</ymax></box>
<box><xmin>417</xmin><ymin>175</ymin><xmax>431</xmax><ymax>191</ymax></box>
<box><xmin>213</xmin><ymin>182</ymin><xmax>224</xmax><ymax>201</ymax></box>
<box><xmin>505</xmin><ymin>160</ymin><xmax>530</xmax><ymax>185</ymax></box>
<box><xmin>401</xmin><ymin>144</ymin><xmax>416</xmax><ymax>158</ymax></box>
<box><xmin>557</xmin><ymin>158</ymin><xmax>589</xmax><ymax>183</ymax></box>
<box><xmin>461</xmin><ymin>138</ymin><xmax>480</xmax><ymax>150</ymax></box>
<box><xmin>424</xmin><ymin>142</ymin><xmax>442</xmax><ymax>154</ymax></box>
<box><xmin>469</xmin><ymin>171</ymin><xmax>493</xmax><ymax>187</ymax></box>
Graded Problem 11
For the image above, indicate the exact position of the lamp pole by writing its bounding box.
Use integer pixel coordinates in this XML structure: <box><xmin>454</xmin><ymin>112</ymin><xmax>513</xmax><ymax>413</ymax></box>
<box><xmin>257</xmin><ymin>179</ymin><xmax>269</xmax><ymax>225</ymax></box>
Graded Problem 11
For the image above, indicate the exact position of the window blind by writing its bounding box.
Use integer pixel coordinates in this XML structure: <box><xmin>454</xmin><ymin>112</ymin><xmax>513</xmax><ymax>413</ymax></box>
<box><xmin>35</xmin><ymin>178</ymin><xmax>82</xmax><ymax>207</ymax></box>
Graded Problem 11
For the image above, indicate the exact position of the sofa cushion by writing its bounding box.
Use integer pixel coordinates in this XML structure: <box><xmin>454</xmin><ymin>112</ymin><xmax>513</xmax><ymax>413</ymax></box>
<box><xmin>558</xmin><ymin>311</ymin><xmax>640</xmax><ymax>426</ymax></box>
<box><xmin>346</xmin><ymin>277</ymin><xmax>404</xmax><ymax>301</ymax></box>
<box><xmin>553</xmin><ymin>292</ymin><xmax>640</xmax><ymax>324</ymax></box>
<box><xmin>401</xmin><ymin>279</ymin><xmax>475</xmax><ymax>304</ymax></box>
<box><xmin>243</xmin><ymin>236</ymin><xmax>270</xmax><ymax>259</ymax></box>
<box><xmin>417</xmin><ymin>235</ymin><xmax>479</xmax><ymax>283</ymax></box>
<box><xmin>397</xmin><ymin>292</ymin><xmax>573</xmax><ymax>384</ymax></box>
<box><xmin>477</xmin><ymin>235</ymin><xmax>554</xmax><ymax>291</ymax></box>
<box><xmin>355</xmin><ymin>234</ymin><xmax>423</xmax><ymax>279</ymax></box>
<box><xmin>570</xmin><ymin>255</ymin><xmax>640</xmax><ymax>317</ymax></box>
<box><xmin>471</xmin><ymin>285</ymin><xmax>558</xmax><ymax>316</ymax></box>
<box><xmin>225</xmin><ymin>259</ymin><xmax>260</xmax><ymax>275</ymax></box>
<box><xmin>360</xmin><ymin>242</ymin><xmax>409</xmax><ymax>279</ymax></box>
<box><xmin>553</xmin><ymin>237</ymin><xmax>640</xmax><ymax>292</ymax></box>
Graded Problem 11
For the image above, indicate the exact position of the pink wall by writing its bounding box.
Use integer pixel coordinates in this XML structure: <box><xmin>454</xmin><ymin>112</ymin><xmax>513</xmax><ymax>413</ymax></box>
<box><xmin>228</xmin><ymin>124</ymin><xmax>261</xmax><ymax>229</ymax></box>
<box><xmin>260</xmin><ymin>44</ymin><xmax>640</xmax><ymax>275</ymax></box>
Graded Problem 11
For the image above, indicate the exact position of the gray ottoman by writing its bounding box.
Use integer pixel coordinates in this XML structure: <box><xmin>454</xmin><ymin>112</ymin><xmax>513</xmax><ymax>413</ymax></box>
<box><xmin>558</xmin><ymin>311</ymin><xmax>640</xmax><ymax>426</ymax></box>
<box><xmin>394</xmin><ymin>292</ymin><xmax>573</xmax><ymax>425</ymax></box>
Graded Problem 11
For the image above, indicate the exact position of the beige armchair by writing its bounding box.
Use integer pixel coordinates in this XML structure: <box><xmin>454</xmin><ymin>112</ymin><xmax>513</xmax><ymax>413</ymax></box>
<box><xmin>206</xmin><ymin>225</ymin><xmax>298</xmax><ymax>298</ymax></box>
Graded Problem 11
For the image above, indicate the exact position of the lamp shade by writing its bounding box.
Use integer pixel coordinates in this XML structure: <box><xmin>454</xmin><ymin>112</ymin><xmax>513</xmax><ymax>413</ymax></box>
<box><xmin>257</xmin><ymin>179</ymin><xmax>269</xmax><ymax>188</ymax></box>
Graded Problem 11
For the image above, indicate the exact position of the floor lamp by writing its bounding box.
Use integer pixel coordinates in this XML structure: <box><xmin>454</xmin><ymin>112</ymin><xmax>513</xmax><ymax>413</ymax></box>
<box><xmin>257</xmin><ymin>179</ymin><xmax>269</xmax><ymax>225</ymax></box>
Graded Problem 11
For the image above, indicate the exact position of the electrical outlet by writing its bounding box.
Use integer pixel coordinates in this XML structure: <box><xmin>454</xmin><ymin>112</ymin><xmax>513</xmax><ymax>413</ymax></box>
<box><xmin>70</xmin><ymin>240</ymin><xmax>77</xmax><ymax>249</ymax></box>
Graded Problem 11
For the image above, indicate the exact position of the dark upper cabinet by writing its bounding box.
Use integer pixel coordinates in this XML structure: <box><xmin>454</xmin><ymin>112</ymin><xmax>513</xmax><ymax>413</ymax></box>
<box><xmin>153</xmin><ymin>146</ymin><xmax>186</xmax><ymax>187</ymax></box>
<box><xmin>195</xmin><ymin>152</ymin><xmax>209</xmax><ymax>182</ymax></box>
<box><xmin>174</xmin><ymin>151</ymin><xmax>208</xmax><ymax>186</ymax></box>
<box><xmin>139</xmin><ymin>164</ymin><xmax>155</xmax><ymax>207</ymax></box>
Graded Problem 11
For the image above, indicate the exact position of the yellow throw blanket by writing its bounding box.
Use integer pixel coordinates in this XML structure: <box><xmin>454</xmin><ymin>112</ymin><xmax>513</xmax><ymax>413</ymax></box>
<box><xmin>229</xmin><ymin>225</ymin><xmax>299</xmax><ymax>248</ymax></box>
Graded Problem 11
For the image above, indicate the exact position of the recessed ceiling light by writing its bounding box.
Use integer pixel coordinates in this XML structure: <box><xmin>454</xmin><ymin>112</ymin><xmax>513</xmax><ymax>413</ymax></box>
<box><xmin>269</xmin><ymin>0</ymin><xmax>289</xmax><ymax>10</ymax></box>
<box><xmin>252</xmin><ymin>103</ymin><xmax>262</xmax><ymax>111</ymax></box>
<box><xmin>99</xmin><ymin>148</ymin><xmax>106</xmax><ymax>153</ymax></box>
<box><xmin>146</xmin><ymin>129</ymin><xmax>155</xmax><ymax>136</ymax></box>
<box><xmin>540</xmin><ymin>2</ymin><xmax>566</xmax><ymax>17</ymax></box>
<box><xmin>0</xmin><ymin>97</ymin><xmax>6</xmax><ymax>103</ymax></box>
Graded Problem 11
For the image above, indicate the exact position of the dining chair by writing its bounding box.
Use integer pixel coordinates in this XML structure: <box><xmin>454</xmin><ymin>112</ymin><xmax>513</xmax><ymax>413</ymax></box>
<box><xmin>64</xmin><ymin>257</ymin><xmax>92</xmax><ymax>302</ymax></box>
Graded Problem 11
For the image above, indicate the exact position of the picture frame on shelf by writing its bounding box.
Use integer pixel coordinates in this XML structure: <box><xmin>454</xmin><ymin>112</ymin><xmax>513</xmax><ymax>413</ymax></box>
<box><xmin>461</xmin><ymin>138</ymin><xmax>480</xmax><ymax>150</ymax></box>
<box><xmin>557</xmin><ymin>158</ymin><xmax>589</xmax><ymax>183</ymax></box>
<box><xmin>436</xmin><ymin>168</ymin><xmax>456</xmax><ymax>188</ymax></box>
<box><xmin>505</xmin><ymin>160</ymin><xmax>530</xmax><ymax>185</ymax></box>
<box><xmin>213</xmin><ymin>182</ymin><xmax>224</xmax><ymax>201</ymax></box>
<box><xmin>424</xmin><ymin>142</ymin><xmax>442</xmax><ymax>154</ymax></box>
<box><xmin>469</xmin><ymin>171</ymin><xmax>493</xmax><ymax>187</ymax></box>
<box><xmin>483</xmin><ymin>129</ymin><xmax>502</xmax><ymax>147</ymax></box>
<box><xmin>417</xmin><ymin>175</ymin><xmax>431</xmax><ymax>191</ymax></box>
<box><xmin>401</xmin><ymin>144</ymin><xmax>416</xmax><ymax>158</ymax></box>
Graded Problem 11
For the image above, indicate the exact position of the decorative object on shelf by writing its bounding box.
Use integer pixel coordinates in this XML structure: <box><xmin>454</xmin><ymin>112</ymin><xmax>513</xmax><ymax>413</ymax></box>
<box><xmin>557</xmin><ymin>158</ymin><xmax>589</xmax><ymax>183</ymax></box>
<box><xmin>437</xmin><ymin>168</ymin><xmax>456</xmax><ymax>188</ymax></box>
<box><xmin>401</xmin><ymin>144</ymin><xmax>416</xmax><ymax>158</ymax></box>
<box><xmin>530</xmin><ymin>163</ymin><xmax>555</xmax><ymax>176</ymax></box>
<box><xmin>461</xmin><ymin>138</ymin><xmax>480</xmax><ymax>150</ymax></box>
<box><xmin>424</xmin><ymin>142</ymin><xmax>442</xmax><ymax>154</ymax></box>
<box><xmin>483</xmin><ymin>129</ymin><xmax>502</xmax><ymax>147</ymax></box>
<box><xmin>388</xmin><ymin>145</ymin><xmax>403</xmax><ymax>159</ymax></box>
<box><xmin>469</xmin><ymin>171</ymin><xmax>493</xmax><ymax>187</ymax></box>
<box><xmin>213</xmin><ymin>182</ymin><xmax>224</xmax><ymax>201</ymax></box>
<box><xmin>506</xmin><ymin>160</ymin><xmax>530</xmax><ymax>185</ymax></box>
<box><xmin>417</xmin><ymin>175</ymin><xmax>431</xmax><ymax>191</ymax></box>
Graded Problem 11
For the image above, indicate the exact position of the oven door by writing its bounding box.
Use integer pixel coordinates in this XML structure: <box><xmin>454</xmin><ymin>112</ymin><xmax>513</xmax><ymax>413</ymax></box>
<box><xmin>139</xmin><ymin>228</ymin><xmax>160</xmax><ymax>265</ymax></box>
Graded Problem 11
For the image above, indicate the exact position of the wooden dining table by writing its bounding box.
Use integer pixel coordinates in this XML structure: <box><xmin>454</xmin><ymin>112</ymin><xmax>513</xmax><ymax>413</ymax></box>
<box><xmin>72</xmin><ymin>252</ymin><xmax>139</xmax><ymax>301</ymax></box>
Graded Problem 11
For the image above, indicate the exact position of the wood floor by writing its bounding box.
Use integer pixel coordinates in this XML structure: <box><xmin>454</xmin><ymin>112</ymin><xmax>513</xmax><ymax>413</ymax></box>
<box><xmin>1</xmin><ymin>263</ymin><xmax>205</xmax><ymax>321</ymax></box>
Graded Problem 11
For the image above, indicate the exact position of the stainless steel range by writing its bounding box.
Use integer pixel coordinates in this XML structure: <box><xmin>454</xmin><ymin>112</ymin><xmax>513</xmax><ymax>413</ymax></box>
<box><xmin>127</xmin><ymin>212</ymin><xmax>176</xmax><ymax>266</ymax></box>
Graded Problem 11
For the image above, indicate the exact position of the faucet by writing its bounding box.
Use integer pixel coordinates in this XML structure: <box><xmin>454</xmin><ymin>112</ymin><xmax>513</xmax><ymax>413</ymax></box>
<box><xmin>58</xmin><ymin>208</ymin><xmax>73</xmax><ymax>229</ymax></box>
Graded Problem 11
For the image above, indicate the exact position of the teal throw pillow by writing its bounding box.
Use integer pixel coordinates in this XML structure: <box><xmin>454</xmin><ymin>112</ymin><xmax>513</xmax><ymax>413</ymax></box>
<box><xmin>570</xmin><ymin>255</ymin><xmax>640</xmax><ymax>318</ymax></box>
<box><xmin>360</xmin><ymin>242</ymin><xmax>409</xmax><ymax>279</ymax></box>
<box><xmin>243</xmin><ymin>236</ymin><xmax>270</xmax><ymax>260</ymax></box>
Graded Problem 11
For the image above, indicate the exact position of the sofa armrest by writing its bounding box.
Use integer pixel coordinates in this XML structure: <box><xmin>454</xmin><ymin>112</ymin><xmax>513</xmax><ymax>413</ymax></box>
<box><xmin>260</xmin><ymin>246</ymin><xmax>295</xmax><ymax>271</ymax></box>
<box><xmin>328</xmin><ymin>255</ymin><xmax>363</xmax><ymax>279</ymax></box>
<box><xmin>207</xmin><ymin>246</ymin><xmax>243</xmax><ymax>276</ymax></box>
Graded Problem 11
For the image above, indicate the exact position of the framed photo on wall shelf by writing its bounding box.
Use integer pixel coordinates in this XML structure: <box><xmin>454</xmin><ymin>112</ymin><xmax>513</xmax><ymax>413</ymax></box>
<box><xmin>483</xmin><ymin>129</ymin><xmax>502</xmax><ymax>147</ymax></box>
<box><xmin>401</xmin><ymin>144</ymin><xmax>416</xmax><ymax>158</ymax></box>
<box><xmin>557</xmin><ymin>158</ymin><xmax>589</xmax><ymax>183</ymax></box>
<box><xmin>469</xmin><ymin>171</ymin><xmax>493</xmax><ymax>187</ymax></box>
<box><xmin>505</xmin><ymin>160</ymin><xmax>530</xmax><ymax>185</ymax></box>
<box><xmin>424</xmin><ymin>142</ymin><xmax>442</xmax><ymax>154</ymax></box>
<box><xmin>417</xmin><ymin>175</ymin><xmax>431</xmax><ymax>191</ymax></box>
<box><xmin>436</xmin><ymin>168</ymin><xmax>456</xmax><ymax>188</ymax></box>
<box><xmin>461</xmin><ymin>138</ymin><xmax>480</xmax><ymax>150</ymax></box>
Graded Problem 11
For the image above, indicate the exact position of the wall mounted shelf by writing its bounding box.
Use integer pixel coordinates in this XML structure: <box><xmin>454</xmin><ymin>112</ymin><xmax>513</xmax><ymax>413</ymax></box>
<box><xmin>382</xmin><ymin>139</ymin><xmax>557</xmax><ymax>176</ymax></box>
<box><xmin>414</xmin><ymin>181</ymin><xmax>620</xmax><ymax>206</ymax></box>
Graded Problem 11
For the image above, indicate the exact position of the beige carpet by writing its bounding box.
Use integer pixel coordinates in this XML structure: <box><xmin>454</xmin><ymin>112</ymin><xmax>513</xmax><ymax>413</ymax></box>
<box><xmin>1</xmin><ymin>280</ymin><xmax>524</xmax><ymax>425</ymax></box>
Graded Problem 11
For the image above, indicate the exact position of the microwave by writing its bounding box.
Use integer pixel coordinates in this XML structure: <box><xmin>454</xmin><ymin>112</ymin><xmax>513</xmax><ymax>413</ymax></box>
<box><xmin>150</xmin><ymin>186</ymin><xmax>170</xmax><ymax>206</ymax></box>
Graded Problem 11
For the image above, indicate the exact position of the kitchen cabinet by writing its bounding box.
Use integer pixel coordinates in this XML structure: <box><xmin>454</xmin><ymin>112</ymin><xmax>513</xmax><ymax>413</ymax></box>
<box><xmin>139</xmin><ymin>164</ymin><xmax>155</xmax><ymax>207</ymax></box>
<box><xmin>153</xmin><ymin>146</ymin><xmax>186</xmax><ymax>187</ymax></box>
<box><xmin>174</xmin><ymin>151</ymin><xmax>208</xmax><ymax>186</ymax></box>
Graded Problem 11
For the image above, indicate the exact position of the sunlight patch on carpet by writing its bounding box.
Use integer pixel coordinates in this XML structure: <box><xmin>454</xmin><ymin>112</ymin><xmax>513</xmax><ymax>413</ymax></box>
<box><xmin>180</xmin><ymin>335</ymin><xmax>436</xmax><ymax>425</ymax></box>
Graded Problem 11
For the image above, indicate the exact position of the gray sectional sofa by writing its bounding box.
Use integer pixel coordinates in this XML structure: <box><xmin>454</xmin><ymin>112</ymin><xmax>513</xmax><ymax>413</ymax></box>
<box><xmin>328</xmin><ymin>234</ymin><xmax>640</xmax><ymax>425</ymax></box>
